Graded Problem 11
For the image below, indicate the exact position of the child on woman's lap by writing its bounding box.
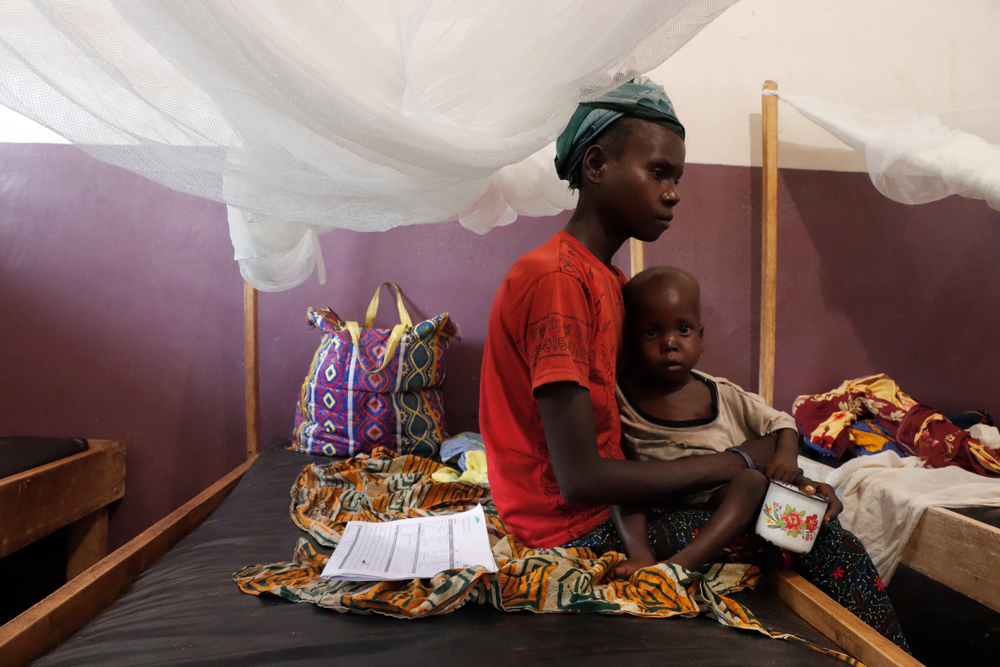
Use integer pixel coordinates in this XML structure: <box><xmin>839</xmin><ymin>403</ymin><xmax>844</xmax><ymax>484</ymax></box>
<box><xmin>610</xmin><ymin>266</ymin><xmax>834</xmax><ymax>578</ymax></box>
<box><xmin>481</xmin><ymin>77</ymin><xmax>907</xmax><ymax>649</ymax></box>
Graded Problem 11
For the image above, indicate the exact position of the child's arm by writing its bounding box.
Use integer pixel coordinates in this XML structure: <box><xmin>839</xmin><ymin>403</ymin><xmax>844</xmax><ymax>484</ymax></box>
<box><xmin>535</xmin><ymin>382</ymin><xmax>777</xmax><ymax>505</ymax></box>
<box><xmin>764</xmin><ymin>428</ymin><xmax>802</xmax><ymax>483</ymax></box>
<box><xmin>609</xmin><ymin>505</ymin><xmax>657</xmax><ymax>579</ymax></box>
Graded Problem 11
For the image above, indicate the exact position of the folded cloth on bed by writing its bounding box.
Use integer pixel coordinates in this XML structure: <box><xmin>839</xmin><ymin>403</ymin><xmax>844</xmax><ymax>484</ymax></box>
<box><xmin>439</xmin><ymin>431</ymin><xmax>486</xmax><ymax>467</ymax></box>
<box><xmin>802</xmin><ymin>419</ymin><xmax>908</xmax><ymax>461</ymax></box>
<box><xmin>793</xmin><ymin>374</ymin><xmax>1000</xmax><ymax>476</ymax></box>
<box><xmin>234</xmin><ymin>449</ymin><xmax>860</xmax><ymax>665</ymax></box>
<box><xmin>824</xmin><ymin>450</ymin><xmax>1000</xmax><ymax>583</ymax></box>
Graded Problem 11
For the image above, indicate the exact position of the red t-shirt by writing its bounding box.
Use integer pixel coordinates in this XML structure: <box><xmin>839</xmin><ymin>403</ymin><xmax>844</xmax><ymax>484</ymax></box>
<box><xmin>480</xmin><ymin>232</ymin><xmax>627</xmax><ymax>548</ymax></box>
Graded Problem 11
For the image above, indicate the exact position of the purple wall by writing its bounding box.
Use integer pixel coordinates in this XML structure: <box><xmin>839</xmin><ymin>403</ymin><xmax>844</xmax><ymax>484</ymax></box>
<box><xmin>0</xmin><ymin>144</ymin><xmax>245</xmax><ymax>549</ymax></box>
<box><xmin>643</xmin><ymin>164</ymin><xmax>757</xmax><ymax>390</ymax></box>
<box><xmin>774</xmin><ymin>168</ymin><xmax>1000</xmax><ymax>415</ymax></box>
<box><xmin>3</xmin><ymin>144</ymin><xmax>999</xmax><ymax>548</ymax></box>
<box><xmin>257</xmin><ymin>216</ymin><xmax>631</xmax><ymax>443</ymax></box>
<box><xmin>646</xmin><ymin>163</ymin><xmax>1000</xmax><ymax>417</ymax></box>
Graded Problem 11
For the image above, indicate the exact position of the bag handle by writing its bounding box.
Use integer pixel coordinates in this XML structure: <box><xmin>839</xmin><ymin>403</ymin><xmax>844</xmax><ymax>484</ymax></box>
<box><xmin>345</xmin><ymin>321</ymin><xmax>407</xmax><ymax>374</ymax></box>
<box><xmin>364</xmin><ymin>282</ymin><xmax>412</xmax><ymax>330</ymax></box>
<box><xmin>344</xmin><ymin>282</ymin><xmax>412</xmax><ymax>375</ymax></box>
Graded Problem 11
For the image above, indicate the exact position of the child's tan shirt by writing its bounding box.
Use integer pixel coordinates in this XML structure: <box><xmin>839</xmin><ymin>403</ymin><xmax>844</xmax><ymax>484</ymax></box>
<box><xmin>617</xmin><ymin>371</ymin><xmax>796</xmax><ymax>503</ymax></box>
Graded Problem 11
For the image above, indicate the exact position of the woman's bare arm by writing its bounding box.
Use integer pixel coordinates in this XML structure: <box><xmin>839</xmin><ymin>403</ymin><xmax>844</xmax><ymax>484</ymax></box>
<box><xmin>535</xmin><ymin>382</ymin><xmax>776</xmax><ymax>505</ymax></box>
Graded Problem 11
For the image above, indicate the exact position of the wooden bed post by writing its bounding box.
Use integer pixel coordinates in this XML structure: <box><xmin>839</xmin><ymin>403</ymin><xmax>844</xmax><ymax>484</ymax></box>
<box><xmin>759</xmin><ymin>81</ymin><xmax>779</xmax><ymax>406</ymax></box>
<box><xmin>630</xmin><ymin>238</ymin><xmax>644</xmax><ymax>277</ymax></box>
<box><xmin>244</xmin><ymin>280</ymin><xmax>261</xmax><ymax>458</ymax></box>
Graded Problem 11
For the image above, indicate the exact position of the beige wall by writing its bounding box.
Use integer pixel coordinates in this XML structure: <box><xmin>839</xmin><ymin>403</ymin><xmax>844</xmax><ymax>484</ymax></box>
<box><xmin>651</xmin><ymin>0</ymin><xmax>1000</xmax><ymax>170</ymax></box>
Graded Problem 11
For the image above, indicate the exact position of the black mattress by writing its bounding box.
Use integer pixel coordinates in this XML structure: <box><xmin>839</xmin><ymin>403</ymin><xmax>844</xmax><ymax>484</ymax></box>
<box><xmin>34</xmin><ymin>441</ymin><xmax>848</xmax><ymax>666</ymax></box>
<box><xmin>0</xmin><ymin>436</ymin><xmax>89</xmax><ymax>479</ymax></box>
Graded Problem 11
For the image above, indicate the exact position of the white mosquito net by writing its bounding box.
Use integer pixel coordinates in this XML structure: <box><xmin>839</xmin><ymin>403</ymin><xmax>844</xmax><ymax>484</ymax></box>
<box><xmin>771</xmin><ymin>92</ymin><xmax>1000</xmax><ymax>215</ymax></box>
<box><xmin>0</xmin><ymin>0</ymin><xmax>740</xmax><ymax>290</ymax></box>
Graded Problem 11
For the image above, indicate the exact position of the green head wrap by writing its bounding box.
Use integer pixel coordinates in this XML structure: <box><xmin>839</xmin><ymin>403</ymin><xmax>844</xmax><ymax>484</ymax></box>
<box><xmin>554</xmin><ymin>76</ymin><xmax>684</xmax><ymax>189</ymax></box>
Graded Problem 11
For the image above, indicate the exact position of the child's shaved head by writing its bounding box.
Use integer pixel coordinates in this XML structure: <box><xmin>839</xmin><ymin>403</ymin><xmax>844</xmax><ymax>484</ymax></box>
<box><xmin>623</xmin><ymin>266</ymin><xmax>701</xmax><ymax>318</ymax></box>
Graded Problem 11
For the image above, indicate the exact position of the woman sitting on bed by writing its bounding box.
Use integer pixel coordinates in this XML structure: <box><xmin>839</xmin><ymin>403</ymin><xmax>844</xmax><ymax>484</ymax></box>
<box><xmin>479</xmin><ymin>78</ymin><xmax>909</xmax><ymax>651</ymax></box>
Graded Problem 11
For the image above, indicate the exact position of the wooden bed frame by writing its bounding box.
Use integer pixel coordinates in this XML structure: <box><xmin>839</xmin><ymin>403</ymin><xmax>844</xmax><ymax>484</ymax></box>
<box><xmin>0</xmin><ymin>440</ymin><xmax>126</xmax><ymax>580</ymax></box>
<box><xmin>8</xmin><ymin>82</ymin><xmax>992</xmax><ymax>667</ymax></box>
<box><xmin>755</xmin><ymin>80</ymin><xmax>1000</xmax><ymax>619</ymax></box>
<box><xmin>0</xmin><ymin>283</ymin><xmax>262</xmax><ymax>666</ymax></box>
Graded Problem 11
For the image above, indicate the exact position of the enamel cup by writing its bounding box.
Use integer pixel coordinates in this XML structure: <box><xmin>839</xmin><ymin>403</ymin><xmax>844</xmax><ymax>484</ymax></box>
<box><xmin>754</xmin><ymin>480</ymin><xmax>830</xmax><ymax>553</ymax></box>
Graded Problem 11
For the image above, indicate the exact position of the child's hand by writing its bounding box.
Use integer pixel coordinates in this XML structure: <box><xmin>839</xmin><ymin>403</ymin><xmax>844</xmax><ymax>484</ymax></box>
<box><xmin>765</xmin><ymin>428</ymin><xmax>801</xmax><ymax>483</ymax></box>
<box><xmin>794</xmin><ymin>476</ymin><xmax>843</xmax><ymax>522</ymax></box>
<box><xmin>764</xmin><ymin>452</ymin><xmax>802</xmax><ymax>484</ymax></box>
<box><xmin>610</xmin><ymin>552</ymin><xmax>658</xmax><ymax>582</ymax></box>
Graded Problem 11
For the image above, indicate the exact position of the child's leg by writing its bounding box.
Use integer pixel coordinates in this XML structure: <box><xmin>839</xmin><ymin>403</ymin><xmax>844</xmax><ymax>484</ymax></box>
<box><xmin>609</xmin><ymin>505</ymin><xmax>658</xmax><ymax>580</ymax></box>
<box><xmin>665</xmin><ymin>468</ymin><xmax>768</xmax><ymax>571</ymax></box>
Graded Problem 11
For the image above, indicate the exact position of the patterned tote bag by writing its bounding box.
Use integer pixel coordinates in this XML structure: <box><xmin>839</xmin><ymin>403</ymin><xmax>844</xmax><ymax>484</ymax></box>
<box><xmin>293</xmin><ymin>282</ymin><xmax>459</xmax><ymax>458</ymax></box>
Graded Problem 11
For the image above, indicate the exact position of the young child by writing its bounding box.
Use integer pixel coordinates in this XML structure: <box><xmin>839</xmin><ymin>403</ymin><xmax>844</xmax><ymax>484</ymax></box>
<box><xmin>479</xmin><ymin>77</ymin><xmax>908</xmax><ymax>650</ymax></box>
<box><xmin>610</xmin><ymin>266</ymin><xmax>813</xmax><ymax>578</ymax></box>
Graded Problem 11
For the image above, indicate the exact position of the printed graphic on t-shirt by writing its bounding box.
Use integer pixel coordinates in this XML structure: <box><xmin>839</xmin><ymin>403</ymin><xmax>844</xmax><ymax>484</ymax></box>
<box><xmin>525</xmin><ymin>313</ymin><xmax>589</xmax><ymax>371</ymax></box>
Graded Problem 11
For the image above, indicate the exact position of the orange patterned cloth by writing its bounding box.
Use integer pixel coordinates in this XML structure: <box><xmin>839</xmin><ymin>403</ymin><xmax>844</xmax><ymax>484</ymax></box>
<box><xmin>234</xmin><ymin>448</ymin><xmax>862</xmax><ymax>665</ymax></box>
<box><xmin>793</xmin><ymin>374</ymin><xmax>1000</xmax><ymax>477</ymax></box>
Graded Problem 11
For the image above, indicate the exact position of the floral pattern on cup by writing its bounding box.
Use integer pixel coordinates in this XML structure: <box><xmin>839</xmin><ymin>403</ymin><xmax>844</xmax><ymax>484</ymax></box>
<box><xmin>760</xmin><ymin>501</ymin><xmax>820</xmax><ymax>542</ymax></box>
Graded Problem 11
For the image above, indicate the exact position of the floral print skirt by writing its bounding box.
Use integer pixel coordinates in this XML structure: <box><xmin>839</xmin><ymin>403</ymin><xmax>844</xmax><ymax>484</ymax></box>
<box><xmin>562</xmin><ymin>508</ymin><xmax>909</xmax><ymax>652</ymax></box>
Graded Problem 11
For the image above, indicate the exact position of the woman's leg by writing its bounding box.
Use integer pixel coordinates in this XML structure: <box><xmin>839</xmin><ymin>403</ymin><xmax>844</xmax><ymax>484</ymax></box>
<box><xmin>562</xmin><ymin>508</ymin><xmax>909</xmax><ymax>651</ymax></box>
<box><xmin>785</xmin><ymin>520</ymin><xmax>909</xmax><ymax>651</ymax></box>
<box><xmin>643</xmin><ymin>509</ymin><xmax>910</xmax><ymax>652</ymax></box>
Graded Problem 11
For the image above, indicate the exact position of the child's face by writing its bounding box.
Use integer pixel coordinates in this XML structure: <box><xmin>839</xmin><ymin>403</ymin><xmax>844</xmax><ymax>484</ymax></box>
<box><xmin>598</xmin><ymin>122</ymin><xmax>685</xmax><ymax>244</ymax></box>
<box><xmin>629</xmin><ymin>284</ymin><xmax>704</xmax><ymax>383</ymax></box>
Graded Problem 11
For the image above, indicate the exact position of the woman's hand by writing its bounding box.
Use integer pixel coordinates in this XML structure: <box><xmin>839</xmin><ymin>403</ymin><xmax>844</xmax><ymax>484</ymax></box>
<box><xmin>795</xmin><ymin>475</ymin><xmax>843</xmax><ymax>522</ymax></box>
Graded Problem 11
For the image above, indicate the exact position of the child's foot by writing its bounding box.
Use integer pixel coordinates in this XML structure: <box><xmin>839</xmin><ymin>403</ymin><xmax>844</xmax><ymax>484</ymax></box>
<box><xmin>610</xmin><ymin>552</ymin><xmax>658</xmax><ymax>581</ymax></box>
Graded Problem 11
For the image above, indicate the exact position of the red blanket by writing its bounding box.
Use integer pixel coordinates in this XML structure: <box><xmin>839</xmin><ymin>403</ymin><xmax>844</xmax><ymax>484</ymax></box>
<box><xmin>793</xmin><ymin>374</ymin><xmax>1000</xmax><ymax>476</ymax></box>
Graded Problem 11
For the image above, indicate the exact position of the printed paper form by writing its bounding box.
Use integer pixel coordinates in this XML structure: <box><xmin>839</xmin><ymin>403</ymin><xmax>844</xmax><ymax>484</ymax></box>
<box><xmin>321</xmin><ymin>504</ymin><xmax>498</xmax><ymax>581</ymax></box>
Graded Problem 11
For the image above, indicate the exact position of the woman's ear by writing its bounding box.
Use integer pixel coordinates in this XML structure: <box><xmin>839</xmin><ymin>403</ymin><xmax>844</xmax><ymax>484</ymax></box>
<box><xmin>581</xmin><ymin>144</ymin><xmax>607</xmax><ymax>185</ymax></box>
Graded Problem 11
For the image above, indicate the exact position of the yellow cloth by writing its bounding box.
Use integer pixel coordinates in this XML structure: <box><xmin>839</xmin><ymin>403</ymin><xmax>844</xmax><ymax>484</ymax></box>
<box><xmin>431</xmin><ymin>467</ymin><xmax>462</xmax><ymax>483</ymax></box>
<box><xmin>431</xmin><ymin>450</ymin><xmax>489</xmax><ymax>484</ymax></box>
<box><xmin>458</xmin><ymin>450</ymin><xmax>488</xmax><ymax>484</ymax></box>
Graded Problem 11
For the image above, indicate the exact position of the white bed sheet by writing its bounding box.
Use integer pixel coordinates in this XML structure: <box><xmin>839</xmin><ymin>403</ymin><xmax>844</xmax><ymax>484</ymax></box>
<box><xmin>798</xmin><ymin>452</ymin><xmax>1000</xmax><ymax>583</ymax></box>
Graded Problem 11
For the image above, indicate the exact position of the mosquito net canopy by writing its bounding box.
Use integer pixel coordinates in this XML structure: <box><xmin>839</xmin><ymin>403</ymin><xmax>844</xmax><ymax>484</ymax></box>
<box><xmin>0</xmin><ymin>0</ymin><xmax>741</xmax><ymax>290</ymax></box>
<box><xmin>772</xmin><ymin>92</ymin><xmax>1000</xmax><ymax>215</ymax></box>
